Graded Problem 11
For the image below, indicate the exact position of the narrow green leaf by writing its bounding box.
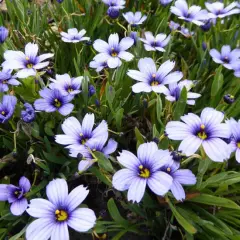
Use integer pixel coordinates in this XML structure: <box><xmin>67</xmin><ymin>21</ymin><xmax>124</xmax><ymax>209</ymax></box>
<box><xmin>90</xmin><ymin>167</ymin><xmax>111</xmax><ymax>186</ymax></box>
<box><xmin>95</xmin><ymin>151</ymin><xmax>113</xmax><ymax>173</ymax></box>
<box><xmin>173</xmin><ymin>87</ymin><xmax>187</xmax><ymax>120</ymax></box>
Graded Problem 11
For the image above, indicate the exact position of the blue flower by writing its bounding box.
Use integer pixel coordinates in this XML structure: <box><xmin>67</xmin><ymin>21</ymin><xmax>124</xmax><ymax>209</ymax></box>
<box><xmin>26</xmin><ymin>179</ymin><xmax>96</xmax><ymax>239</ymax></box>
<box><xmin>164</xmin><ymin>80</ymin><xmax>201</xmax><ymax>105</ymax></box>
<box><xmin>107</xmin><ymin>7</ymin><xmax>120</xmax><ymax>19</ymax></box>
<box><xmin>102</xmin><ymin>0</ymin><xmax>125</xmax><ymax>9</ymax></box>
<box><xmin>34</xmin><ymin>88</ymin><xmax>74</xmax><ymax>116</ymax></box>
<box><xmin>49</xmin><ymin>74</ymin><xmax>82</xmax><ymax>96</ymax></box>
<box><xmin>0</xmin><ymin>26</ymin><xmax>9</xmax><ymax>44</ymax></box>
<box><xmin>169</xmin><ymin>21</ymin><xmax>194</xmax><ymax>38</ymax></box>
<box><xmin>88</xmin><ymin>85</ymin><xmax>96</xmax><ymax>97</ymax></box>
<box><xmin>210</xmin><ymin>45</ymin><xmax>240</xmax><ymax>70</ymax></box>
<box><xmin>2</xmin><ymin>43</ymin><xmax>54</xmax><ymax>78</ymax></box>
<box><xmin>112</xmin><ymin>142</ymin><xmax>173</xmax><ymax>203</ymax></box>
<box><xmin>129</xmin><ymin>31</ymin><xmax>138</xmax><ymax>45</ymax></box>
<box><xmin>55</xmin><ymin>114</ymin><xmax>108</xmax><ymax>151</ymax></box>
<box><xmin>166</xmin><ymin>107</ymin><xmax>231</xmax><ymax>162</ymax></box>
<box><xmin>89</xmin><ymin>59</ymin><xmax>108</xmax><ymax>72</ymax></box>
<box><xmin>205</xmin><ymin>2</ymin><xmax>240</xmax><ymax>19</ymax></box>
<box><xmin>0</xmin><ymin>68</ymin><xmax>20</xmax><ymax>92</ymax></box>
<box><xmin>0</xmin><ymin>95</ymin><xmax>17</xmax><ymax>123</ymax></box>
<box><xmin>160</xmin><ymin>0</ymin><xmax>173</xmax><ymax>6</ymax></box>
<box><xmin>127</xmin><ymin>58</ymin><xmax>183</xmax><ymax>93</ymax></box>
<box><xmin>161</xmin><ymin>162</ymin><xmax>196</xmax><ymax>201</ymax></box>
<box><xmin>60</xmin><ymin>28</ymin><xmax>90</xmax><ymax>43</ymax></box>
<box><xmin>140</xmin><ymin>31</ymin><xmax>170</xmax><ymax>52</ymax></box>
<box><xmin>171</xmin><ymin>0</ymin><xmax>209</xmax><ymax>26</ymax></box>
<box><xmin>123</xmin><ymin>12</ymin><xmax>147</xmax><ymax>26</ymax></box>
<box><xmin>226</xmin><ymin>118</ymin><xmax>240</xmax><ymax>163</ymax></box>
<box><xmin>0</xmin><ymin>176</ymin><xmax>30</xmax><ymax>216</ymax></box>
<box><xmin>21</xmin><ymin>103</ymin><xmax>36</xmax><ymax>123</ymax></box>
<box><xmin>93</xmin><ymin>33</ymin><xmax>134</xmax><ymax>69</ymax></box>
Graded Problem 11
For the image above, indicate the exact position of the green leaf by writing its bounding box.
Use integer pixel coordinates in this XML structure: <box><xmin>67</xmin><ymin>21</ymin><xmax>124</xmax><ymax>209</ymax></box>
<box><xmin>168</xmin><ymin>199</ymin><xmax>197</xmax><ymax>234</ymax></box>
<box><xmin>89</xmin><ymin>167</ymin><xmax>111</xmax><ymax>186</ymax></box>
<box><xmin>26</xmin><ymin>180</ymin><xmax>48</xmax><ymax>198</ymax></box>
<box><xmin>200</xmin><ymin>172</ymin><xmax>228</xmax><ymax>189</ymax></box>
<box><xmin>115</xmin><ymin>108</ymin><xmax>124</xmax><ymax>130</ymax></box>
<box><xmin>107</xmin><ymin>198</ymin><xmax>129</xmax><ymax>227</ymax></box>
<box><xmin>42</xmin><ymin>151</ymin><xmax>69</xmax><ymax>164</ymax></box>
<box><xmin>95</xmin><ymin>151</ymin><xmax>113</xmax><ymax>173</ymax></box>
<box><xmin>189</xmin><ymin>194</ymin><xmax>240</xmax><ymax>210</ymax></box>
<box><xmin>9</xmin><ymin>225</ymin><xmax>27</xmax><ymax>240</ymax></box>
<box><xmin>173</xmin><ymin>87</ymin><xmax>187</xmax><ymax>120</ymax></box>
<box><xmin>156</xmin><ymin>94</ymin><xmax>162</xmax><ymax>124</ymax></box>
<box><xmin>211</xmin><ymin>66</ymin><xmax>223</xmax><ymax>97</ymax></box>
<box><xmin>135</xmin><ymin>127</ymin><xmax>145</xmax><ymax>148</ymax></box>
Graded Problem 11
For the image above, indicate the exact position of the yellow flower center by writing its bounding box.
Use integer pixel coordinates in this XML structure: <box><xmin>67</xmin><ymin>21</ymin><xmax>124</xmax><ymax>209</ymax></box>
<box><xmin>27</xmin><ymin>63</ymin><xmax>33</xmax><ymax>69</ymax></box>
<box><xmin>151</xmin><ymin>81</ymin><xmax>159</xmax><ymax>86</ymax></box>
<box><xmin>167</xmin><ymin>167</ymin><xmax>171</xmax><ymax>172</ymax></box>
<box><xmin>1</xmin><ymin>111</ymin><xmax>5</xmax><ymax>115</ymax></box>
<box><xmin>25</xmin><ymin>56</ymin><xmax>30</xmax><ymax>61</ymax></box>
<box><xmin>54</xmin><ymin>98</ymin><xmax>61</xmax><ymax>108</ymax></box>
<box><xmin>2</xmin><ymin>80</ymin><xmax>7</xmax><ymax>84</ymax></box>
<box><xmin>111</xmin><ymin>48</ymin><xmax>118</xmax><ymax>57</ymax></box>
<box><xmin>55</xmin><ymin>209</ymin><xmax>68</xmax><ymax>222</ymax></box>
<box><xmin>197</xmin><ymin>124</ymin><xmax>207</xmax><ymax>140</ymax></box>
<box><xmin>68</xmin><ymin>88</ymin><xmax>73</xmax><ymax>93</ymax></box>
<box><xmin>138</xmin><ymin>165</ymin><xmax>150</xmax><ymax>178</ymax></box>
<box><xmin>237</xmin><ymin>142</ymin><xmax>240</xmax><ymax>148</ymax></box>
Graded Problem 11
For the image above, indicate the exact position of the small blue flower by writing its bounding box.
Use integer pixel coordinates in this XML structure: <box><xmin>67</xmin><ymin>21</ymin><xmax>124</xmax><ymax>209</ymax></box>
<box><xmin>210</xmin><ymin>45</ymin><xmax>240</xmax><ymax>70</ymax></box>
<box><xmin>112</xmin><ymin>142</ymin><xmax>173</xmax><ymax>203</ymax></box>
<box><xmin>161</xmin><ymin>162</ymin><xmax>196</xmax><ymax>201</ymax></box>
<box><xmin>140</xmin><ymin>31</ymin><xmax>170</xmax><ymax>52</ymax></box>
<box><xmin>123</xmin><ymin>12</ymin><xmax>147</xmax><ymax>26</ymax></box>
<box><xmin>49</xmin><ymin>74</ymin><xmax>82</xmax><ymax>96</ymax></box>
<box><xmin>171</xmin><ymin>0</ymin><xmax>209</xmax><ymax>26</ymax></box>
<box><xmin>34</xmin><ymin>88</ymin><xmax>74</xmax><ymax>116</ymax></box>
<box><xmin>0</xmin><ymin>95</ymin><xmax>17</xmax><ymax>123</ymax></box>
<box><xmin>205</xmin><ymin>2</ymin><xmax>240</xmax><ymax>19</ymax></box>
<box><xmin>60</xmin><ymin>28</ymin><xmax>90</xmax><ymax>43</ymax></box>
<box><xmin>0</xmin><ymin>176</ymin><xmax>30</xmax><ymax>216</ymax></box>
<box><xmin>169</xmin><ymin>21</ymin><xmax>194</xmax><ymax>38</ymax></box>
<box><xmin>55</xmin><ymin>114</ymin><xmax>108</xmax><ymax>152</ymax></box>
<box><xmin>93</xmin><ymin>33</ymin><xmax>134</xmax><ymax>69</ymax></box>
<box><xmin>107</xmin><ymin>7</ymin><xmax>120</xmax><ymax>19</ymax></box>
<box><xmin>2</xmin><ymin>43</ymin><xmax>54</xmax><ymax>78</ymax></box>
<box><xmin>160</xmin><ymin>0</ymin><xmax>173</xmax><ymax>6</ymax></box>
<box><xmin>127</xmin><ymin>58</ymin><xmax>183</xmax><ymax>94</ymax></box>
<box><xmin>0</xmin><ymin>26</ymin><xmax>9</xmax><ymax>44</ymax></box>
<box><xmin>89</xmin><ymin>59</ymin><xmax>108</xmax><ymax>72</ymax></box>
<box><xmin>21</xmin><ymin>103</ymin><xmax>36</xmax><ymax>123</ymax></box>
<box><xmin>102</xmin><ymin>0</ymin><xmax>125</xmax><ymax>9</ymax></box>
<box><xmin>0</xmin><ymin>69</ymin><xmax>20</xmax><ymax>92</ymax></box>
<box><xmin>26</xmin><ymin>179</ymin><xmax>96</xmax><ymax>239</ymax></box>
<box><xmin>224</xmin><ymin>94</ymin><xmax>235</xmax><ymax>104</ymax></box>
<box><xmin>88</xmin><ymin>85</ymin><xmax>96</xmax><ymax>97</ymax></box>
<box><xmin>166</xmin><ymin>107</ymin><xmax>232</xmax><ymax>162</ymax></box>
<box><xmin>164</xmin><ymin>80</ymin><xmax>201</xmax><ymax>105</ymax></box>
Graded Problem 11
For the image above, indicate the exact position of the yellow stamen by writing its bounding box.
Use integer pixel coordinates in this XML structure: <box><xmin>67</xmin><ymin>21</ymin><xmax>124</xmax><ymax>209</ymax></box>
<box><xmin>139</xmin><ymin>165</ymin><xmax>150</xmax><ymax>178</ymax></box>
<box><xmin>167</xmin><ymin>167</ymin><xmax>171</xmax><ymax>172</ymax></box>
<box><xmin>54</xmin><ymin>99</ymin><xmax>61</xmax><ymax>108</ymax></box>
<box><xmin>152</xmin><ymin>73</ymin><xmax>156</xmax><ymax>78</ymax></box>
<box><xmin>198</xmin><ymin>131</ymin><xmax>207</xmax><ymax>140</ymax></box>
<box><xmin>237</xmin><ymin>142</ymin><xmax>240</xmax><ymax>148</ymax></box>
<box><xmin>27</xmin><ymin>63</ymin><xmax>33</xmax><ymax>69</ymax></box>
<box><xmin>55</xmin><ymin>209</ymin><xmax>68</xmax><ymax>222</ymax></box>
<box><xmin>1</xmin><ymin>111</ymin><xmax>5</xmax><ymax>115</ymax></box>
<box><xmin>25</xmin><ymin>56</ymin><xmax>30</xmax><ymax>61</ymax></box>
<box><xmin>80</xmin><ymin>133</ymin><xmax>83</xmax><ymax>137</ymax></box>
<box><xmin>139</xmin><ymin>165</ymin><xmax>143</xmax><ymax>170</ymax></box>
<box><xmin>151</xmin><ymin>81</ymin><xmax>159</xmax><ymax>86</ymax></box>
<box><xmin>200</xmin><ymin>124</ymin><xmax>205</xmax><ymax>130</ymax></box>
<box><xmin>3</xmin><ymin>80</ymin><xmax>7</xmax><ymax>84</ymax></box>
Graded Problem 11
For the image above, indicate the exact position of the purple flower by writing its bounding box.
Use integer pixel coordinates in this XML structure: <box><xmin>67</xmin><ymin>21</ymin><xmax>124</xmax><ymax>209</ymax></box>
<box><xmin>34</xmin><ymin>88</ymin><xmax>74</xmax><ymax>116</ymax></box>
<box><xmin>160</xmin><ymin>0</ymin><xmax>173</xmax><ymax>6</ymax></box>
<box><xmin>210</xmin><ymin>45</ymin><xmax>240</xmax><ymax>70</ymax></box>
<box><xmin>205</xmin><ymin>2</ymin><xmax>240</xmax><ymax>19</ymax></box>
<box><xmin>112</xmin><ymin>142</ymin><xmax>173</xmax><ymax>203</ymax></box>
<box><xmin>164</xmin><ymin>80</ymin><xmax>201</xmax><ymax>105</ymax></box>
<box><xmin>0</xmin><ymin>176</ymin><xmax>30</xmax><ymax>216</ymax></box>
<box><xmin>107</xmin><ymin>7</ymin><xmax>120</xmax><ymax>18</ymax></box>
<box><xmin>49</xmin><ymin>74</ymin><xmax>83</xmax><ymax>96</ymax></box>
<box><xmin>227</xmin><ymin>118</ymin><xmax>240</xmax><ymax>163</ymax></box>
<box><xmin>2</xmin><ymin>43</ymin><xmax>54</xmax><ymax>79</ymax></box>
<box><xmin>70</xmin><ymin>136</ymin><xmax>118</xmax><ymax>172</ymax></box>
<box><xmin>129</xmin><ymin>31</ymin><xmax>138</xmax><ymax>45</ymax></box>
<box><xmin>123</xmin><ymin>12</ymin><xmax>147</xmax><ymax>26</ymax></box>
<box><xmin>140</xmin><ymin>32</ymin><xmax>170</xmax><ymax>52</ymax></box>
<box><xmin>127</xmin><ymin>58</ymin><xmax>183</xmax><ymax>94</ymax></box>
<box><xmin>60</xmin><ymin>28</ymin><xmax>90</xmax><ymax>43</ymax></box>
<box><xmin>0</xmin><ymin>69</ymin><xmax>20</xmax><ymax>92</ymax></box>
<box><xmin>224</xmin><ymin>94</ymin><xmax>235</xmax><ymax>104</ymax></box>
<box><xmin>0</xmin><ymin>26</ymin><xmax>9</xmax><ymax>44</ymax></box>
<box><xmin>161</xmin><ymin>162</ymin><xmax>196</xmax><ymax>201</ymax></box>
<box><xmin>93</xmin><ymin>33</ymin><xmax>134</xmax><ymax>69</ymax></box>
<box><xmin>233</xmin><ymin>61</ymin><xmax>240</xmax><ymax>77</ymax></box>
<box><xmin>170</xmin><ymin>0</ymin><xmax>209</xmax><ymax>26</ymax></box>
<box><xmin>165</xmin><ymin>107</ymin><xmax>231</xmax><ymax>162</ymax></box>
<box><xmin>55</xmin><ymin>114</ymin><xmax>108</xmax><ymax>151</ymax></box>
<box><xmin>0</xmin><ymin>95</ymin><xmax>17</xmax><ymax>123</ymax></box>
<box><xmin>89</xmin><ymin>59</ymin><xmax>108</xmax><ymax>72</ymax></box>
<box><xmin>102</xmin><ymin>0</ymin><xmax>125</xmax><ymax>9</ymax></box>
<box><xmin>21</xmin><ymin>103</ymin><xmax>36</xmax><ymax>123</ymax></box>
<box><xmin>88</xmin><ymin>85</ymin><xmax>96</xmax><ymax>97</ymax></box>
<box><xmin>26</xmin><ymin>179</ymin><xmax>96</xmax><ymax>239</ymax></box>
<box><xmin>169</xmin><ymin>21</ymin><xmax>194</xmax><ymax>38</ymax></box>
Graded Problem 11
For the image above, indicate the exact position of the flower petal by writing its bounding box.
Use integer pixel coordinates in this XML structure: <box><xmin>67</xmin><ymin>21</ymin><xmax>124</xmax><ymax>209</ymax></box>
<box><xmin>132</xmin><ymin>82</ymin><xmax>152</xmax><ymax>93</ymax></box>
<box><xmin>148</xmin><ymin>171</ymin><xmax>173</xmax><ymax>196</ymax></box>
<box><xmin>58</xmin><ymin>104</ymin><xmax>74</xmax><ymax>116</ymax></box>
<box><xmin>117</xmin><ymin>150</ymin><xmax>140</xmax><ymax>170</ymax></box>
<box><xmin>119</xmin><ymin>37</ymin><xmax>134</xmax><ymax>51</ymax></box>
<box><xmin>68</xmin><ymin>208</ymin><xmax>96</xmax><ymax>232</ymax></box>
<box><xmin>112</xmin><ymin>169</ymin><xmax>136</xmax><ymax>191</ymax></box>
<box><xmin>171</xmin><ymin>180</ymin><xmax>186</xmax><ymax>201</ymax></box>
<box><xmin>65</xmin><ymin>185</ymin><xmax>89</xmax><ymax>212</ymax></box>
<box><xmin>0</xmin><ymin>184</ymin><xmax>9</xmax><ymax>201</ymax></box>
<box><xmin>118</xmin><ymin>51</ymin><xmax>134</xmax><ymax>61</ymax></box>
<box><xmin>127</xmin><ymin>177</ymin><xmax>147</xmax><ymax>203</ymax></box>
<box><xmin>103</xmin><ymin>139</ymin><xmax>118</xmax><ymax>155</ymax></box>
<box><xmin>51</xmin><ymin>222</ymin><xmax>69</xmax><ymax>240</ymax></box>
<box><xmin>165</xmin><ymin>121</ymin><xmax>192</xmax><ymax>140</ymax></box>
<box><xmin>82</xmin><ymin>113</ymin><xmax>94</xmax><ymax>137</ymax></box>
<box><xmin>172</xmin><ymin>169</ymin><xmax>196</xmax><ymax>185</ymax></box>
<box><xmin>93</xmin><ymin>39</ymin><xmax>109</xmax><ymax>53</ymax></box>
<box><xmin>137</xmin><ymin>142</ymin><xmax>158</xmax><ymax>165</ymax></box>
<box><xmin>19</xmin><ymin>176</ymin><xmax>31</xmax><ymax>193</ymax></box>
<box><xmin>10</xmin><ymin>198</ymin><xmax>28</xmax><ymax>216</ymax></box>
<box><xmin>46</xmin><ymin>179</ymin><xmax>68</xmax><ymax>206</ymax></box>
<box><xmin>200</xmin><ymin>108</ymin><xmax>224</xmax><ymax>126</ymax></box>
<box><xmin>179</xmin><ymin>135</ymin><xmax>202</xmax><ymax>156</ymax></box>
